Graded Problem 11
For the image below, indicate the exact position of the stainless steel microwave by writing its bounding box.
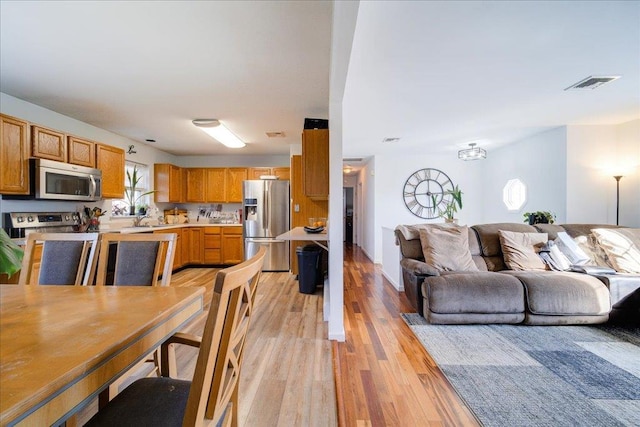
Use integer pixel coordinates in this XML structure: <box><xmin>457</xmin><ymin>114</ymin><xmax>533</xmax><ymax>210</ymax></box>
<box><xmin>32</xmin><ymin>158</ymin><xmax>102</xmax><ymax>201</ymax></box>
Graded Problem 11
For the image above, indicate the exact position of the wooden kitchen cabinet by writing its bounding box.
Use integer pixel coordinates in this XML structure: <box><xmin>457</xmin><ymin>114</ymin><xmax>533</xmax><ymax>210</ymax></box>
<box><xmin>302</xmin><ymin>129</ymin><xmax>329</xmax><ymax>200</ymax></box>
<box><xmin>248</xmin><ymin>167</ymin><xmax>290</xmax><ymax>180</ymax></box>
<box><xmin>225</xmin><ymin>168</ymin><xmax>247</xmax><ymax>202</ymax></box>
<box><xmin>67</xmin><ymin>136</ymin><xmax>96</xmax><ymax>167</ymax></box>
<box><xmin>204</xmin><ymin>227</ymin><xmax>222</xmax><ymax>264</ymax></box>
<box><xmin>185</xmin><ymin>168</ymin><xmax>206</xmax><ymax>203</ymax></box>
<box><xmin>222</xmin><ymin>226</ymin><xmax>243</xmax><ymax>264</ymax></box>
<box><xmin>272</xmin><ymin>167</ymin><xmax>290</xmax><ymax>180</ymax></box>
<box><xmin>205</xmin><ymin>168</ymin><xmax>226</xmax><ymax>202</ymax></box>
<box><xmin>154</xmin><ymin>163</ymin><xmax>183</xmax><ymax>203</ymax></box>
<box><xmin>0</xmin><ymin>114</ymin><xmax>30</xmax><ymax>195</ymax></box>
<box><xmin>183</xmin><ymin>227</ymin><xmax>204</xmax><ymax>265</ymax></box>
<box><xmin>31</xmin><ymin>125</ymin><xmax>67</xmax><ymax>162</ymax></box>
<box><xmin>96</xmin><ymin>143</ymin><xmax>125</xmax><ymax>198</ymax></box>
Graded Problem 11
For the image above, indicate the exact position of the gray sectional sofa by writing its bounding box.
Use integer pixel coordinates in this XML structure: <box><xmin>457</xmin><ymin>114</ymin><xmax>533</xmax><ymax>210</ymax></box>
<box><xmin>395</xmin><ymin>223</ymin><xmax>640</xmax><ymax>325</ymax></box>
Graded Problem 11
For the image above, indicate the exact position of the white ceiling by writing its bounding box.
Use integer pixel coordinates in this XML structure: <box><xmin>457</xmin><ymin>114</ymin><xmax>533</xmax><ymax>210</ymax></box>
<box><xmin>1</xmin><ymin>1</ymin><xmax>639</xmax><ymax>163</ymax></box>
<box><xmin>0</xmin><ymin>1</ymin><xmax>332</xmax><ymax>156</ymax></box>
<box><xmin>343</xmin><ymin>1</ymin><xmax>640</xmax><ymax>158</ymax></box>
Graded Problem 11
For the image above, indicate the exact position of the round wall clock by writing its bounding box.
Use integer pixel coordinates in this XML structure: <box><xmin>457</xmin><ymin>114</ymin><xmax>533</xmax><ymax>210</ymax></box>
<box><xmin>402</xmin><ymin>168</ymin><xmax>454</xmax><ymax>219</ymax></box>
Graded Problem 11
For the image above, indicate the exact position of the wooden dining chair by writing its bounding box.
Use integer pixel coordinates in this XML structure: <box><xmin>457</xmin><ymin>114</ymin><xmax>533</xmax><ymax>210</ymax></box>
<box><xmin>18</xmin><ymin>232</ymin><xmax>100</xmax><ymax>286</ymax></box>
<box><xmin>85</xmin><ymin>246</ymin><xmax>266</xmax><ymax>427</ymax></box>
<box><xmin>94</xmin><ymin>232</ymin><xmax>177</xmax><ymax>286</ymax></box>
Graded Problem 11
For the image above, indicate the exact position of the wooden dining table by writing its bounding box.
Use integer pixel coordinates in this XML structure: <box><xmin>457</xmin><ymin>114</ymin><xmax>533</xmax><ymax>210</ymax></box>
<box><xmin>0</xmin><ymin>284</ymin><xmax>205</xmax><ymax>426</ymax></box>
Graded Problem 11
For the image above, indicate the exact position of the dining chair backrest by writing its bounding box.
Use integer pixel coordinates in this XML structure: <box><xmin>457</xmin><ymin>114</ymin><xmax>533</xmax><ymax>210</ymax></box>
<box><xmin>18</xmin><ymin>232</ymin><xmax>100</xmax><ymax>286</ymax></box>
<box><xmin>185</xmin><ymin>246</ymin><xmax>266</xmax><ymax>425</ymax></box>
<box><xmin>95</xmin><ymin>233</ymin><xmax>177</xmax><ymax>286</ymax></box>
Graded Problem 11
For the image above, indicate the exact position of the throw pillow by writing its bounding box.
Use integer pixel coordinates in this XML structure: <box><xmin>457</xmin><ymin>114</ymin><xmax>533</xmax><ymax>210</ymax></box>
<box><xmin>419</xmin><ymin>225</ymin><xmax>478</xmax><ymax>272</ymax></box>
<box><xmin>573</xmin><ymin>234</ymin><xmax>612</xmax><ymax>268</ymax></box>
<box><xmin>591</xmin><ymin>228</ymin><xmax>640</xmax><ymax>274</ymax></box>
<box><xmin>498</xmin><ymin>230</ymin><xmax>548</xmax><ymax>271</ymax></box>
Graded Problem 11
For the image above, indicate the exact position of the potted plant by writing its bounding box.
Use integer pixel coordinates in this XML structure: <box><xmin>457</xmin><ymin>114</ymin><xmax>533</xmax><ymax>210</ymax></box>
<box><xmin>431</xmin><ymin>185</ymin><xmax>463</xmax><ymax>223</ymax></box>
<box><xmin>0</xmin><ymin>229</ymin><xmax>23</xmax><ymax>277</ymax></box>
<box><xmin>523</xmin><ymin>211</ymin><xmax>556</xmax><ymax>225</ymax></box>
<box><xmin>125</xmin><ymin>165</ymin><xmax>155</xmax><ymax>216</ymax></box>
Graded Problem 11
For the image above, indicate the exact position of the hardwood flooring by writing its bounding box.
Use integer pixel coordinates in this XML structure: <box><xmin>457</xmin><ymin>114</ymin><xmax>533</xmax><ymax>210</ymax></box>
<box><xmin>77</xmin><ymin>244</ymin><xmax>478</xmax><ymax>426</ymax></box>
<box><xmin>335</xmin><ymin>243</ymin><xmax>479</xmax><ymax>426</ymax></box>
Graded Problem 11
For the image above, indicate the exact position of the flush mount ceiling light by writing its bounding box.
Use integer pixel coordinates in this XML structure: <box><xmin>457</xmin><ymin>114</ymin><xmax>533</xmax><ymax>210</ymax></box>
<box><xmin>458</xmin><ymin>143</ymin><xmax>487</xmax><ymax>161</ymax></box>
<box><xmin>192</xmin><ymin>119</ymin><xmax>245</xmax><ymax>148</ymax></box>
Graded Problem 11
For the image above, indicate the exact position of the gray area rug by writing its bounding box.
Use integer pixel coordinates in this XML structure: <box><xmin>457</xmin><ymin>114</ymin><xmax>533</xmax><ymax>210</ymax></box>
<box><xmin>402</xmin><ymin>314</ymin><xmax>640</xmax><ymax>426</ymax></box>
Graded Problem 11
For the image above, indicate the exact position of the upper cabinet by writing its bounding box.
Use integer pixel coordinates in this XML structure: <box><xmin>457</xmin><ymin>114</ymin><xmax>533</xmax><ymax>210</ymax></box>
<box><xmin>31</xmin><ymin>125</ymin><xmax>67</xmax><ymax>162</ymax></box>
<box><xmin>226</xmin><ymin>168</ymin><xmax>247</xmax><ymax>202</ymax></box>
<box><xmin>154</xmin><ymin>164</ymin><xmax>183</xmax><ymax>203</ymax></box>
<box><xmin>302</xmin><ymin>129</ymin><xmax>329</xmax><ymax>200</ymax></box>
<box><xmin>185</xmin><ymin>168</ymin><xmax>206</xmax><ymax>202</ymax></box>
<box><xmin>0</xmin><ymin>114</ymin><xmax>30</xmax><ymax>195</ymax></box>
<box><xmin>248</xmin><ymin>167</ymin><xmax>290</xmax><ymax>180</ymax></box>
<box><xmin>96</xmin><ymin>144</ymin><xmax>125</xmax><ymax>198</ymax></box>
<box><xmin>205</xmin><ymin>168</ymin><xmax>226</xmax><ymax>202</ymax></box>
<box><xmin>67</xmin><ymin>136</ymin><xmax>96</xmax><ymax>167</ymax></box>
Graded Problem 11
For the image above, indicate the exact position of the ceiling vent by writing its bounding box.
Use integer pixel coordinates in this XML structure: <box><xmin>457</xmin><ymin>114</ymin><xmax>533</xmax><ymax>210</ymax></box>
<box><xmin>343</xmin><ymin>157</ymin><xmax>363</xmax><ymax>162</ymax></box>
<box><xmin>382</xmin><ymin>137</ymin><xmax>401</xmax><ymax>143</ymax></box>
<box><xmin>565</xmin><ymin>75</ymin><xmax>621</xmax><ymax>91</ymax></box>
<box><xmin>266</xmin><ymin>131</ymin><xmax>286</xmax><ymax>138</ymax></box>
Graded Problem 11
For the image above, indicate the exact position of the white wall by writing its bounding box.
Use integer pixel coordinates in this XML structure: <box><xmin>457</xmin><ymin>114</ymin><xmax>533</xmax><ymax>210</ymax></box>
<box><xmin>359</xmin><ymin>157</ymin><xmax>376</xmax><ymax>261</ymax></box>
<box><xmin>482</xmin><ymin>126</ymin><xmax>567</xmax><ymax>223</ymax></box>
<box><xmin>368</xmin><ymin>152</ymin><xmax>484</xmax><ymax>263</ymax></box>
<box><xmin>179</xmin><ymin>154</ymin><xmax>290</xmax><ymax>168</ymax></box>
<box><xmin>566</xmin><ymin>119</ymin><xmax>640</xmax><ymax>226</ymax></box>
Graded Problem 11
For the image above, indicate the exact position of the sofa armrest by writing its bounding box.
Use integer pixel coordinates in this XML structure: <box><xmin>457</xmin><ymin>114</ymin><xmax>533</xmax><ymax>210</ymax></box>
<box><xmin>400</xmin><ymin>258</ymin><xmax>440</xmax><ymax>277</ymax></box>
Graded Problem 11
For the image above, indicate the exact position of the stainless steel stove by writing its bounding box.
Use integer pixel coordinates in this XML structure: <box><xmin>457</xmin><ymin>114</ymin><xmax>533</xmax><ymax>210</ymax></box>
<box><xmin>4</xmin><ymin>212</ymin><xmax>82</xmax><ymax>238</ymax></box>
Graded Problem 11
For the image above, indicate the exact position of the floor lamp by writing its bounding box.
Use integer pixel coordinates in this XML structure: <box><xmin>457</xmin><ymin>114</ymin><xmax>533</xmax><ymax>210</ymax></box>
<box><xmin>614</xmin><ymin>175</ymin><xmax>623</xmax><ymax>225</ymax></box>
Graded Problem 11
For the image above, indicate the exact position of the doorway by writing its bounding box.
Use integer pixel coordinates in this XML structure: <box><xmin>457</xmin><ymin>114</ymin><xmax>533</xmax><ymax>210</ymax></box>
<box><xmin>343</xmin><ymin>187</ymin><xmax>354</xmax><ymax>243</ymax></box>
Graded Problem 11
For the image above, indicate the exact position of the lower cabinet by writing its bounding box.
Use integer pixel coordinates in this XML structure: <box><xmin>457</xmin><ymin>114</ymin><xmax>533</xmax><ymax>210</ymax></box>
<box><xmin>153</xmin><ymin>226</ymin><xmax>244</xmax><ymax>272</ymax></box>
<box><xmin>183</xmin><ymin>227</ymin><xmax>204</xmax><ymax>265</ymax></box>
<box><xmin>204</xmin><ymin>227</ymin><xmax>222</xmax><ymax>264</ymax></box>
<box><xmin>222</xmin><ymin>226</ymin><xmax>243</xmax><ymax>264</ymax></box>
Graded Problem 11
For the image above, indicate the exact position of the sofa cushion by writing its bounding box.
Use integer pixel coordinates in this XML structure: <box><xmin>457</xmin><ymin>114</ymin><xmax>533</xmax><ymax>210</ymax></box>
<box><xmin>592</xmin><ymin>228</ymin><xmax>640</xmax><ymax>274</ymax></box>
<box><xmin>498</xmin><ymin>230</ymin><xmax>548</xmax><ymax>271</ymax></box>
<box><xmin>472</xmin><ymin>223</ymin><xmax>538</xmax><ymax>271</ymax></box>
<box><xmin>422</xmin><ymin>272</ymin><xmax>525</xmax><ymax>314</ymax></box>
<box><xmin>420</xmin><ymin>226</ymin><xmax>478</xmax><ymax>272</ymax></box>
<box><xmin>503</xmin><ymin>271</ymin><xmax>610</xmax><ymax>316</ymax></box>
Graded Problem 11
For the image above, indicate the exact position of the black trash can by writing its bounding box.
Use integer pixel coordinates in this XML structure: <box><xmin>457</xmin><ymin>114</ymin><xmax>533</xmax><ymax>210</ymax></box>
<box><xmin>296</xmin><ymin>245</ymin><xmax>323</xmax><ymax>294</ymax></box>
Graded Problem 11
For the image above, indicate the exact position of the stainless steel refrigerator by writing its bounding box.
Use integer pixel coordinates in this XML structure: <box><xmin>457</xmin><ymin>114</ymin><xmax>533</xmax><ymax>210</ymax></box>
<box><xmin>243</xmin><ymin>179</ymin><xmax>290</xmax><ymax>271</ymax></box>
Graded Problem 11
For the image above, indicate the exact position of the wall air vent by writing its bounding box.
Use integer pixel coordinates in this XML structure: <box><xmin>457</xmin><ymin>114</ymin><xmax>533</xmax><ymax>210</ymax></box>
<box><xmin>266</xmin><ymin>131</ymin><xmax>286</xmax><ymax>138</ymax></box>
<box><xmin>565</xmin><ymin>75</ymin><xmax>621</xmax><ymax>91</ymax></box>
<box><xmin>382</xmin><ymin>137</ymin><xmax>401</xmax><ymax>143</ymax></box>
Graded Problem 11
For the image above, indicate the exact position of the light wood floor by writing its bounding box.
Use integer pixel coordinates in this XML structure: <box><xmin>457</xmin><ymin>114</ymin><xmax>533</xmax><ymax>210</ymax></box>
<box><xmin>78</xmin><ymin>244</ymin><xmax>478</xmax><ymax>426</ymax></box>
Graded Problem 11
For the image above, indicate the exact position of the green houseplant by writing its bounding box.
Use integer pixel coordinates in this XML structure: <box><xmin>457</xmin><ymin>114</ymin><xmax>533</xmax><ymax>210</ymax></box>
<box><xmin>125</xmin><ymin>165</ymin><xmax>155</xmax><ymax>216</ymax></box>
<box><xmin>431</xmin><ymin>185</ymin><xmax>463</xmax><ymax>223</ymax></box>
<box><xmin>523</xmin><ymin>211</ymin><xmax>556</xmax><ymax>225</ymax></box>
<box><xmin>0</xmin><ymin>229</ymin><xmax>23</xmax><ymax>276</ymax></box>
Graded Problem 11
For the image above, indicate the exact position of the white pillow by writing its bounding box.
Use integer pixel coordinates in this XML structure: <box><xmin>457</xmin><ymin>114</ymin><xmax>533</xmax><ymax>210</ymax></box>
<box><xmin>591</xmin><ymin>228</ymin><xmax>640</xmax><ymax>274</ymax></box>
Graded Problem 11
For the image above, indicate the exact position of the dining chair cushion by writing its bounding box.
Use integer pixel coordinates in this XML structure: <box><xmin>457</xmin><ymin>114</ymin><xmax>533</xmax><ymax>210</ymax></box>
<box><xmin>114</xmin><ymin>241</ymin><xmax>160</xmax><ymax>286</ymax></box>
<box><xmin>39</xmin><ymin>241</ymin><xmax>85</xmax><ymax>285</ymax></box>
<box><xmin>85</xmin><ymin>377</ymin><xmax>190</xmax><ymax>426</ymax></box>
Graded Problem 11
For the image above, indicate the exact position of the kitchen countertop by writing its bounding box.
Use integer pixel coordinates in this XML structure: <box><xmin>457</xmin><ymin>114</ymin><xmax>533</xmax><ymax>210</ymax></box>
<box><xmin>117</xmin><ymin>223</ymin><xmax>242</xmax><ymax>233</ymax></box>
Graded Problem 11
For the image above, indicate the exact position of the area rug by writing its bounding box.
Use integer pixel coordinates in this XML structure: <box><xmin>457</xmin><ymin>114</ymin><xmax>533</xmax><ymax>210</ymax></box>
<box><xmin>402</xmin><ymin>314</ymin><xmax>640</xmax><ymax>426</ymax></box>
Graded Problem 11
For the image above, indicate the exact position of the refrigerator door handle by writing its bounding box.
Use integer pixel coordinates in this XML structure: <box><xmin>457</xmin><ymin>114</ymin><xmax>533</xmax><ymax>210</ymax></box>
<box><xmin>245</xmin><ymin>238</ymin><xmax>284</xmax><ymax>244</ymax></box>
<box><xmin>262</xmin><ymin>181</ymin><xmax>268</xmax><ymax>231</ymax></box>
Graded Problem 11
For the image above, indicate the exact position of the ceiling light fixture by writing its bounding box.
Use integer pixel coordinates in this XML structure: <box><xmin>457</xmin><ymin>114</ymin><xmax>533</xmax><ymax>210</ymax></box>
<box><xmin>192</xmin><ymin>119</ymin><xmax>245</xmax><ymax>148</ymax></box>
<box><xmin>458</xmin><ymin>143</ymin><xmax>487</xmax><ymax>161</ymax></box>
